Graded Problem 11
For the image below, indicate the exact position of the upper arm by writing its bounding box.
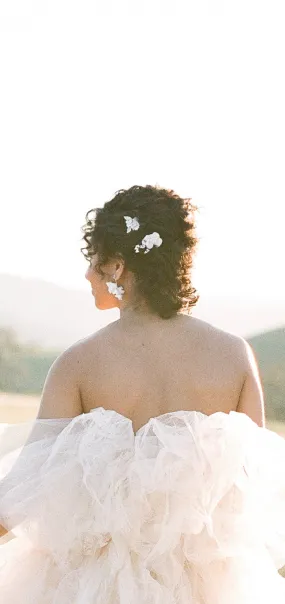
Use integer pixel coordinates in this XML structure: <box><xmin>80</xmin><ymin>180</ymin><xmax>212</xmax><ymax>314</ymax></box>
<box><xmin>236</xmin><ymin>340</ymin><xmax>265</xmax><ymax>427</ymax></box>
<box><xmin>37</xmin><ymin>344</ymin><xmax>83</xmax><ymax>419</ymax></box>
<box><xmin>0</xmin><ymin>347</ymin><xmax>84</xmax><ymax>537</ymax></box>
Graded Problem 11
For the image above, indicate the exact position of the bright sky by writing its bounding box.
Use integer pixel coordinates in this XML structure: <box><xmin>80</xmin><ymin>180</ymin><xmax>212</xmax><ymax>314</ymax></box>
<box><xmin>0</xmin><ymin>0</ymin><xmax>284</xmax><ymax>300</ymax></box>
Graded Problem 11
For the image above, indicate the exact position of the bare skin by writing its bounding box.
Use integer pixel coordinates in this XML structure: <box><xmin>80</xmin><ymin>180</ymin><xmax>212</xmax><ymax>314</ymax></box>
<box><xmin>36</xmin><ymin>253</ymin><xmax>265</xmax><ymax>430</ymax></box>
<box><xmin>0</xmin><ymin>255</ymin><xmax>265</xmax><ymax>538</ymax></box>
<box><xmin>77</xmin><ymin>313</ymin><xmax>264</xmax><ymax>431</ymax></box>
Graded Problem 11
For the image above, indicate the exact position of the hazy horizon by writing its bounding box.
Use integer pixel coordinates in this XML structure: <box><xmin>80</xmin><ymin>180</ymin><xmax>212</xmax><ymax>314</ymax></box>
<box><xmin>1</xmin><ymin>272</ymin><xmax>284</xmax><ymax>350</ymax></box>
<box><xmin>1</xmin><ymin>1</ymin><xmax>284</xmax><ymax>305</ymax></box>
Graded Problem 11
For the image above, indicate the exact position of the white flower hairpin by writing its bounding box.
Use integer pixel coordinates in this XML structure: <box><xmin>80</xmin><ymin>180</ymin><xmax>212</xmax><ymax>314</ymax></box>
<box><xmin>123</xmin><ymin>215</ymin><xmax>163</xmax><ymax>254</ymax></box>
<box><xmin>134</xmin><ymin>232</ymin><xmax>163</xmax><ymax>254</ymax></box>
<box><xmin>124</xmin><ymin>216</ymin><xmax>140</xmax><ymax>233</ymax></box>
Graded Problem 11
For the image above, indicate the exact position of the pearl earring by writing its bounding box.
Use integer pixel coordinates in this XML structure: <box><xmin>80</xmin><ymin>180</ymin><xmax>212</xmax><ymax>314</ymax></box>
<box><xmin>106</xmin><ymin>274</ymin><xmax>125</xmax><ymax>300</ymax></box>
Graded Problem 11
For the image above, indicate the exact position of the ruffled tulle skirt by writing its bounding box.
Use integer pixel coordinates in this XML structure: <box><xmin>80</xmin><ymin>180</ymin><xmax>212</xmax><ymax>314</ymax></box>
<box><xmin>1</xmin><ymin>407</ymin><xmax>285</xmax><ymax>603</ymax></box>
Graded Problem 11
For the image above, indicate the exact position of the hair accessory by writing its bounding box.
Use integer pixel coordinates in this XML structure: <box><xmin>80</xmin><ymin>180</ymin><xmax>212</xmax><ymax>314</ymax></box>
<box><xmin>124</xmin><ymin>216</ymin><xmax>140</xmax><ymax>233</ymax></box>
<box><xmin>106</xmin><ymin>275</ymin><xmax>125</xmax><ymax>300</ymax></box>
<box><xmin>134</xmin><ymin>232</ymin><xmax>163</xmax><ymax>254</ymax></box>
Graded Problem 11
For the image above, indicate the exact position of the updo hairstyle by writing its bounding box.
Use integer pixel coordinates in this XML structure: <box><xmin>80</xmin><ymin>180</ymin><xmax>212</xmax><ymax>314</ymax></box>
<box><xmin>81</xmin><ymin>185</ymin><xmax>199</xmax><ymax>318</ymax></box>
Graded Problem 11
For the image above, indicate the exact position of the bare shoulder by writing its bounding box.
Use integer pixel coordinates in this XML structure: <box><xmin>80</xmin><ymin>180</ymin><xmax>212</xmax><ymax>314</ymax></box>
<box><xmin>61</xmin><ymin>318</ymin><xmax>117</xmax><ymax>350</ymax></box>
<box><xmin>182</xmin><ymin>315</ymin><xmax>251</xmax><ymax>367</ymax></box>
<box><xmin>183</xmin><ymin>316</ymin><xmax>264</xmax><ymax>425</ymax></box>
<box><xmin>58</xmin><ymin>322</ymin><xmax>122</xmax><ymax>378</ymax></box>
<box><xmin>70</xmin><ymin>321</ymin><xmax>120</xmax><ymax>354</ymax></box>
<box><xmin>70</xmin><ymin>315</ymin><xmax>253</xmax><ymax>370</ymax></box>
<box><xmin>67</xmin><ymin>315</ymin><xmax>254</xmax><ymax>376</ymax></box>
<box><xmin>37</xmin><ymin>325</ymin><xmax>116</xmax><ymax>419</ymax></box>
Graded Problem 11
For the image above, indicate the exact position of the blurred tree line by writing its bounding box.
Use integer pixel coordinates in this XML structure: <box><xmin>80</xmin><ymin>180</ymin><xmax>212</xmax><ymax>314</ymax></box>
<box><xmin>0</xmin><ymin>325</ymin><xmax>284</xmax><ymax>421</ymax></box>
<box><xmin>0</xmin><ymin>327</ymin><xmax>59</xmax><ymax>395</ymax></box>
<box><xmin>248</xmin><ymin>327</ymin><xmax>285</xmax><ymax>422</ymax></box>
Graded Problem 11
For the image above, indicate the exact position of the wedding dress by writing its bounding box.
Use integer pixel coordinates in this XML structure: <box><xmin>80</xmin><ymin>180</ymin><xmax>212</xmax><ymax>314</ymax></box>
<box><xmin>1</xmin><ymin>406</ymin><xmax>285</xmax><ymax>603</ymax></box>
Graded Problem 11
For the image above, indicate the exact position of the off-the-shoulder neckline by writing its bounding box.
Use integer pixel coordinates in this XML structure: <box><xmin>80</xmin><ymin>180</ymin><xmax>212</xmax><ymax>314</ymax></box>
<box><xmin>91</xmin><ymin>407</ymin><xmax>221</xmax><ymax>436</ymax></box>
<box><xmin>36</xmin><ymin>407</ymin><xmax>241</xmax><ymax>436</ymax></box>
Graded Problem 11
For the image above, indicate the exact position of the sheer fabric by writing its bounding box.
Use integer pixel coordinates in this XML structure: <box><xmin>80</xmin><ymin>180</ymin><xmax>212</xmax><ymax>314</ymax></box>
<box><xmin>1</xmin><ymin>407</ymin><xmax>285</xmax><ymax>603</ymax></box>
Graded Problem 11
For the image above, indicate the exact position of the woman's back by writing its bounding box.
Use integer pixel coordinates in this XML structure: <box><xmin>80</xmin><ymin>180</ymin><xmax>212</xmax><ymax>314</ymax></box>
<box><xmin>1</xmin><ymin>184</ymin><xmax>277</xmax><ymax>604</ymax></box>
<box><xmin>79</xmin><ymin>314</ymin><xmax>248</xmax><ymax>432</ymax></box>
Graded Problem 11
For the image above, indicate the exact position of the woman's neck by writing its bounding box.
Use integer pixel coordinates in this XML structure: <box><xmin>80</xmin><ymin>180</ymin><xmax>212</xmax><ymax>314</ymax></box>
<box><xmin>118</xmin><ymin>304</ymin><xmax>179</xmax><ymax>329</ymax></box>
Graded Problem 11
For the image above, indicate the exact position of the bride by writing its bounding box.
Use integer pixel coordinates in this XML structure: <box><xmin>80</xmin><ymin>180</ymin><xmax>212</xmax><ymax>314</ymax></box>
<box><xmin>0</xmin><ymin>184</ymin><xmax>284</xmax><ymax>603</ymax></box>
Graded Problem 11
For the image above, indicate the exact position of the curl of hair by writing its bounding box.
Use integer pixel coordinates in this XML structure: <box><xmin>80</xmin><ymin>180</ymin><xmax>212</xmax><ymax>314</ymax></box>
<box><xmin>81</xmin><ymin>185</ymin><xmax>199</xmax><ymax>319</ymax></box>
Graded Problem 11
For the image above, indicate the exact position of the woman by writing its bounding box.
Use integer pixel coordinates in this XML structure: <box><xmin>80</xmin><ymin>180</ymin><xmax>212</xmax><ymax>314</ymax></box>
<box><xmin>0</xmin><ymin>184</ymin><xmax>285</xmax><ymax>603</ymax></box>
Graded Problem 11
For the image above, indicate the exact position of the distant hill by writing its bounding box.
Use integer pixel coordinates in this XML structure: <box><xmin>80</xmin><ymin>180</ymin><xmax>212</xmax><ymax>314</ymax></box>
<box><xmin>0</xmin><ymin>273</ymin><xmax>117</xmax><ymax>349</ymax></box>
<box><xmin>0</xmin><ymin>327</ymin><xmax>56</xmax><ymax>395</ymax></box>
<box><xmin>0</xmin><ymin>321</ymin><xmax>284</xmax><ymax>422</ymax></box>
<box><xmin>248</xmin><ymin>327</ymin><xmax>285</xmax><ymax>369</ymax></box>
<box><xmin>1</xmin><ymin>273</ymin><xmax>285</xmax><ymax>348</ymax></box>
<box><xmin>248</xmin><ymin>327</ymin><xmax>285</xmax><ymax>422</ymax></box>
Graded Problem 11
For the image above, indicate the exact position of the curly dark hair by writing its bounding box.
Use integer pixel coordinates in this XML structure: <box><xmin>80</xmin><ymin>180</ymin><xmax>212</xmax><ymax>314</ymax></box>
<box><xmin>81</xmin><ymin>185</ymin><xmax>199</xmax><ymax>319</ymax></box>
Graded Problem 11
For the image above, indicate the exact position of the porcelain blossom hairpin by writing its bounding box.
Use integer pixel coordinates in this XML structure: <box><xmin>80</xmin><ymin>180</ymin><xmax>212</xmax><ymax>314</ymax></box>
<box><xmin>123</xmin><ymin>215</ymin><xmax>163</xmax><ymax>254</ymax></box>
<box><xmin>134</xmin><ymin>232</ymin><xmax>163</xmax><ymax>254</ymax></box>
<box><xmin>124</xmin><ymin>216</ymin><xmax>140</xmax><ymax>233</ymax></box>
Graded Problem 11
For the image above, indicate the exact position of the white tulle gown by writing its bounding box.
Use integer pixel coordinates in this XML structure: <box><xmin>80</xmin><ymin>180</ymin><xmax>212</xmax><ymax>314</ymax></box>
<box><xmin>1</xmin><ymin>407</ymin><xmax>285</xmax><ymax>603</ymax></box>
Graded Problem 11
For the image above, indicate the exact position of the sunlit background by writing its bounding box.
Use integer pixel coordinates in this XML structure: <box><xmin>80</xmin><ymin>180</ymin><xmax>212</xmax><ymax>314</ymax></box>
<box><xmin>0</xmin><ymin>0</ymin><xmax>284</xmax><ymax>426</ymax></box>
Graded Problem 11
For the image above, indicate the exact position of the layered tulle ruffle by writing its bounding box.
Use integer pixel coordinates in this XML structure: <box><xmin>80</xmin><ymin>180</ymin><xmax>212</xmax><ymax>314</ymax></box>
<box><xmin>1</xmin><ymin>408</ymin><xmax>285</xmax><ymax>603</ymax></box>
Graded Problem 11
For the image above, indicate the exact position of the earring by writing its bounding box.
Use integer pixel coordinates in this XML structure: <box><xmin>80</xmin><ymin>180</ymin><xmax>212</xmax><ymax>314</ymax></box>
<box><xmin>106</xmin><ymin>275</ymin><xmax>125</xmax><ymax>300</ymax></box>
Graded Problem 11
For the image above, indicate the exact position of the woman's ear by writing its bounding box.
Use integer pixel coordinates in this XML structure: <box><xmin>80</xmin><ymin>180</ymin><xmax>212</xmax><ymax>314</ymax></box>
<box><xmin>114</xmin><ymin>260</ymin><xmax>125</xmax><ymax>280</ymax></box>
<box><xmin>114</xmin><ymin>256</ymin><xmax>125</xmax><ymax>280</ymax></box>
